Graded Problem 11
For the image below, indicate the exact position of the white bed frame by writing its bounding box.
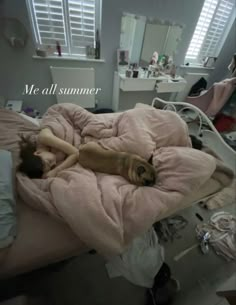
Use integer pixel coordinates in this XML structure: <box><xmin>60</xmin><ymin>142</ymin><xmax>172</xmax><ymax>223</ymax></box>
<box><xmin>151</xmin><ymin>97</ymin><xmax>236</xmax><ymax>174</ymax></box>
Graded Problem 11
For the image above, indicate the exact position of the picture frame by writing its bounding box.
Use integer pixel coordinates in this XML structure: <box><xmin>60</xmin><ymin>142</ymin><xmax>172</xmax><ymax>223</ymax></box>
<box><xmin>117</xmin><ymin>49</ymin><xmax>129</xmax><ymax>68</ymax></box>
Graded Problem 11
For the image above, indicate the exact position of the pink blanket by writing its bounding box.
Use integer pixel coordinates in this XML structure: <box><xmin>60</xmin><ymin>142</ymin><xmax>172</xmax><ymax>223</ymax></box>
<box><xmin>186</xmin><ymin>77</ymin><xmax>236</xmax><ymax>116</ymax></box>
<box><xmin>17</xmin><ymin>104</ymin><xmax>217</xmax><ymax>255</ymax></box>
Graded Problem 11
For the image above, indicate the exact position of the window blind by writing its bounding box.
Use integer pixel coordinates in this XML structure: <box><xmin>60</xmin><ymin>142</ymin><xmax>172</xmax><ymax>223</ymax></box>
<box><xmin>26</xmin><ymin>0</ymin><xmax>101</xmax><ymax>56</ymax></box>
<box><xmin>68</xmin><ymin>0</ymin><xmax>96</xmax><ymax>55</ymax></box>
<box><xmin>185</xmin><ymin>0</ymin><xmax>235</xmax><ymax>63</ymax></box>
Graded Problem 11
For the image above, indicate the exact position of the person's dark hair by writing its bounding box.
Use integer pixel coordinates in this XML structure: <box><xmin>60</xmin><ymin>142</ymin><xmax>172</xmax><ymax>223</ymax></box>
<box><xmin>18</xmin><ymin>137</ymin><xmax>44</xmax><ymax>179</ymax></box>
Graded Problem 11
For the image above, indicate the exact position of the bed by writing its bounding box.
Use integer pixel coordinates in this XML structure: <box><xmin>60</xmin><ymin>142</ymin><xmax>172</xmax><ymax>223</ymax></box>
<box><xmin>0</xmin><ymin>102</ymin><xmax>233</xmax><ymax>279</ymax></box>
<box><xmin>151</xmin><ymin>97</ymin><xmax>236</xmax><ymax>172</ymax></box>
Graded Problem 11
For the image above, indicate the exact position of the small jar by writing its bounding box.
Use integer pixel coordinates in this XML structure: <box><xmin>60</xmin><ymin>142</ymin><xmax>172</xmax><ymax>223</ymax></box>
<box><xmin>126</xmin><ymin>69</ymin><xmax>132</xmax><ymax>78</ymax></box>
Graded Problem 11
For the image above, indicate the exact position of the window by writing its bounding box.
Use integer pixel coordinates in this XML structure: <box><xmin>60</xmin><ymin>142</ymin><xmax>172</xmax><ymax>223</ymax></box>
<box><xmin>26</xmin><ymin>0</ymin><xmax>101</xmax><ymax>57</ymax></box>
<box><xmin>185</xmin><ymin>0</ymin><xmax>235</xmax><ymax>64</ymax></box>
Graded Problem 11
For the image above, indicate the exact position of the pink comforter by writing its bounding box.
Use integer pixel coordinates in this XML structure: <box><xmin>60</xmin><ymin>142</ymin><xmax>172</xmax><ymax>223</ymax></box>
<box><xmin>17</xmin><ymin>104</ymin><xmax>216</xmax><ymax>255</ymax></box>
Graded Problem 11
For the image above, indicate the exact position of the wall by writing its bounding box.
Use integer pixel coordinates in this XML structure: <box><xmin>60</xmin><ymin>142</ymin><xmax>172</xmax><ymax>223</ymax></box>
<box><xmin>208</xmin><ymin>19</ymin><xmax>236</xmax><ymax>86</ymax></box>
<box><xmin>0</xmin><ymin>0</ymin><xmax>219</xmax><ymax>114</ymax></box>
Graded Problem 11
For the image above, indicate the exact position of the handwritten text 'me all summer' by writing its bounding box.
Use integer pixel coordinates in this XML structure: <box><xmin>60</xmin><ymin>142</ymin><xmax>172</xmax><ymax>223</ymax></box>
<box><xmin>23</xmin><ymin>84</ymin><xmax>101</xmax><ymax>95</ymax></box>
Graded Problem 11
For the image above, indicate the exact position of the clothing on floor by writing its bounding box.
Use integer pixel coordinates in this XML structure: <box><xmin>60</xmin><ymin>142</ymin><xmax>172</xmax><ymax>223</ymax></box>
<box><xmin>146</xmin><ymin>263</ymin><xmax>180</xmax><ymax>305</ymax></box>
<box><xmin>196</xmin><ymin>211</ymin><xmax>236</xmax><ymax>261</ymax></box>
<box><xmin>106</xmin><ymin>228</ymin><xmax>164</xmax><ymax>288</ymax></box>
<box><xmin>188</xmin><ymin>77</ymin><xmax>207</xmax><ymax>97</ymax></box>
<box><xmin>154</xmin><ymin>216</ymin><xmax>188</xmax><ymax>242</ymax></box>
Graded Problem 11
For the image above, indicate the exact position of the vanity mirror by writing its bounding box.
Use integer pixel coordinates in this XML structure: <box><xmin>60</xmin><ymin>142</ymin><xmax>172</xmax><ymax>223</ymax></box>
<box><xmin>120</xmin><ymin>13</ymin><xmax>184</xmax><ymax>66</ymax></box>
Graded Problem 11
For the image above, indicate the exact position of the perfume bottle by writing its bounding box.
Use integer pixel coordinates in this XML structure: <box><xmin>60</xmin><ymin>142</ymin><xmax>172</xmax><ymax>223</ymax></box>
<box><xmin>95</xmin><ymin>29</ymin><xmax>100</xmax><ymax>59</ymax></box>
<box><xmin>170</xmin><ymin>64</ymin><xmax>176</xmax><ymax>79</ymax></box>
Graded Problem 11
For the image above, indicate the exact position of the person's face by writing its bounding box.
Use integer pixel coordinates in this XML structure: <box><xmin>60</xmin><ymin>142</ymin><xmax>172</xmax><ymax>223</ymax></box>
<box><xmin>34</xmin><ymin>151</ymin><xmax>56</xmax><ymax>172</ymax></box>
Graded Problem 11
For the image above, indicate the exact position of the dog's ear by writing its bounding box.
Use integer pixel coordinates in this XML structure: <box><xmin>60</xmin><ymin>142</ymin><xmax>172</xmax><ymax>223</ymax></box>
<box><xmin>148</xmin><ymin>155</ymin><xmax>153</xmax><ymax>164</ymax></box>
<box><xmin>137</xmin><ymin>166</ymin><xmax>146</xmax><ymax>176</ymax></box>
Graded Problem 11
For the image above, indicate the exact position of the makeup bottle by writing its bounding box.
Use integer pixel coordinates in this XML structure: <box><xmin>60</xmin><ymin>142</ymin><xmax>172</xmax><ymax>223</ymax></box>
<box><xmin>170</xmin><ymin>64</ymin><xmax>176</xmax><ymax>79</ymax></box>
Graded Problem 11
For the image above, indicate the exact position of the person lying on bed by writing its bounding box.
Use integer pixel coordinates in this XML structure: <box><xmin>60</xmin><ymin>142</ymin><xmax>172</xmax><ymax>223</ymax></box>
<box><xmin>19</xmin><ymin>128</ymin><xmax>79</xmax><ymax>179</ymax></box>
<box><xmin>18</xmin><ymin>128</ymin><xmax>156</xmax><ymax>186</ymax></box>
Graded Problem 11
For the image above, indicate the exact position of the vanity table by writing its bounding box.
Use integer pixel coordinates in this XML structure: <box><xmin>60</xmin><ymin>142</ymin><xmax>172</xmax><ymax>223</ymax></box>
<box><xmin>114</xmin><ymin>12</ymin><xmax>187</xmax><ymax>111</ymax></box>
<box><xmin>112</xmin><ymin>71</ymin><xmax>186</xmax><ymax>112</ymax></box>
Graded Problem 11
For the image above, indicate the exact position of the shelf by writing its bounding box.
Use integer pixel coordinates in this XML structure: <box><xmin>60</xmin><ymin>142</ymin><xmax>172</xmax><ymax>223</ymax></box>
<box><xmin>119</xmin><ymin>74</ymin><xmax>186</xmax><ymax>93</ymax></box>
<box><xmin>180</xmin><ymin>64</ymin><xmax>215</xmax><ymax>70</ymax></box>
<box><xmin>32</xmin><ymin>55</ymin><xmax>105</xmax><ymax>63</ymax></box>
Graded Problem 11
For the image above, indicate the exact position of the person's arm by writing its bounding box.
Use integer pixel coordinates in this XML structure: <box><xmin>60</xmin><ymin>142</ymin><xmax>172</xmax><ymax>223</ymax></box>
<box><xmin>38</xmin><ymin>128</ymin><xmax>78</xmax><ymax>155</ymax></box>
<box><xmin>44</xmin><ymin>153</ymin><xmax>79</xmax><ymax>178</ymax></box>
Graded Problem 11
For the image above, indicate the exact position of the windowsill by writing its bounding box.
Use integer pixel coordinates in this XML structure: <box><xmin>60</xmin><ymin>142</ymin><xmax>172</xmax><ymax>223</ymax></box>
<box><xmin>180</xmin><ymin>64</ymin><xmax>215</xmax><ymax>70</ymax></box>
<box><xmin>32</xmin><ymin>55</ymin><xmax>105</xmax><ymax>63</ymax></box>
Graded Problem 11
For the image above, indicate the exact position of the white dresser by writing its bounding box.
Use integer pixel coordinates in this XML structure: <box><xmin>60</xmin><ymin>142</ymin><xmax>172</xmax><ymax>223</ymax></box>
<box><xmin>112</xmin><ymin>71</ymin><xmax>186</xmax><ymax>112</ymax></box>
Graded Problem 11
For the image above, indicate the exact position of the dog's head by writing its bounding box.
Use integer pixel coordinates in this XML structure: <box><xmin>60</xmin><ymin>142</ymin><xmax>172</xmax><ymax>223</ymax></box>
<box><xmin>129</xmin><ymin>156</ymin><xmax>156</xmax><ymax>187</ymax></box>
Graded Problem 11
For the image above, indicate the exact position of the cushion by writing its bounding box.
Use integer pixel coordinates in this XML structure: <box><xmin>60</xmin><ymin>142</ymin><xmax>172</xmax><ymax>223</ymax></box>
<box><xmin>0</xmin><ymin>150</ymin><xmax>17</xmax><ymax>248</ymax></box>
<box><xmin>18</xmin><ymin>112</ymin><xmax>40</xmax><ymax>126</ymax></box>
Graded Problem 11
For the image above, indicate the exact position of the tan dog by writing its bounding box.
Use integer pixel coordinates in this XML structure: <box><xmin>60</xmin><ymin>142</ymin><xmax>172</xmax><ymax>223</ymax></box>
<box><xmin>78</xmin><ymin>142</ymin><xmax>156</xmax><ymax>187</ymax></box>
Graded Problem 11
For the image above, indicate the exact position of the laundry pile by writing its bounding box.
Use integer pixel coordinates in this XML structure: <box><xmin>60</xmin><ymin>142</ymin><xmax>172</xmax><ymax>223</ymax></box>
<box><xmin>153</xmin><ymin>215</ymin><xmax>188</xmax><ymax>242</ymax></box>
<box><xmin>196</xmin><ymin>211</ymin><xmax>236</xmax><ymax>261</ymax></box>
<box><xmin>106</xmin><ymin>228</ymin><xmax>164</xmax><ymax>288</ymax></box>
<box><xmin>106</xmin><ymin>228</ymin><xmax>180</xmax><ymax>305</ymax></box>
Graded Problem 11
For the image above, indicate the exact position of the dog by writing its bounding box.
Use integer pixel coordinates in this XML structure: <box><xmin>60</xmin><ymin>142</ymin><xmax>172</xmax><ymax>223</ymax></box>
<box><xmin>78</xmin><ymin>142</ymin><xmax>156</xmax><ymax>187</ymax></box>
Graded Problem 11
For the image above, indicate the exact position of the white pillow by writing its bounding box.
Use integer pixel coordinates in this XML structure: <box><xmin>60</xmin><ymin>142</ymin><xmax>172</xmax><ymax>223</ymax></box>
<box><xmin>135</xmin><ymin>103</ymin><xmax>153</xmax><ymax>109</ymax></box>
<box><xmin>18</xmin><ymin>112</ymin><xmax>40</xmax><ymax>127</ymax></box>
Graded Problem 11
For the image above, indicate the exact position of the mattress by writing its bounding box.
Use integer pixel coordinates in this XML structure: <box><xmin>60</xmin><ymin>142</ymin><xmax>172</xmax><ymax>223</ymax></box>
<box><xmin>0</xmin><ymin>200</ymin><xmax>87</xmax><ymax>279</ymax></box>
<box><xmin>0</xmin><ymin>176</ymin><xmax>221</xmax><ymax>279</ymax></box>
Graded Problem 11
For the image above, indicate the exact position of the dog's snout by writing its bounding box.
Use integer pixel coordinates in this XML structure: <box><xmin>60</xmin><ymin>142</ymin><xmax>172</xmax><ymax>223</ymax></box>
<box><xmin>143</xmin><ymin>176</ymin><xmax>155</xmax><ymax>187</ymax></box>
<box><xmin>143</xmin><ymin>179</ymin><xmax>151</xmax><ymax>186</ymax></box>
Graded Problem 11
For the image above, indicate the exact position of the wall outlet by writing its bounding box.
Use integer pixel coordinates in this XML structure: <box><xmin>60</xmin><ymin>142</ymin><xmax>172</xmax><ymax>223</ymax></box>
<box><xmin>5</xmin><ymin>100</ymin><xmax>23</xmax><ymax>112</ymax></box>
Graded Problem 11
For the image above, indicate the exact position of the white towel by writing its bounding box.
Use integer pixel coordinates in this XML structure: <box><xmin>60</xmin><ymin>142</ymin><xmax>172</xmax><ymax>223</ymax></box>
<box><xmin>106</xmin><ymin>228</ymin><xmax>164</xmax><ymax>288</ymax></box>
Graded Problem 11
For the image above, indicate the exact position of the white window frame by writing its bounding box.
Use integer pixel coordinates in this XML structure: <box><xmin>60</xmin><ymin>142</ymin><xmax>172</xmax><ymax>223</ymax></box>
<box><xmin>26</xmin><ymin>0</ymin><xmax>102</xmax><ymax>58</ymax></box>
<box><xmin>185</xmin><ymin>0</ymin><xmax>235</xmax><ymax>64</ymax></box>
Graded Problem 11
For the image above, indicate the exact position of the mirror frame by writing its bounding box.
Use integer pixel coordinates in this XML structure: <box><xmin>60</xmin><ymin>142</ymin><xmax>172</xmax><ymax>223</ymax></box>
<box><xmin>120</xmin><ymin>13</ymin><xmax>185</xmax><ymax>65</ymax></box>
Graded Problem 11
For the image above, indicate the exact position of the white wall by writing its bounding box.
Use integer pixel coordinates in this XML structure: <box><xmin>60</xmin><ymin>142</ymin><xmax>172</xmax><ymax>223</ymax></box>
<box><xmin>208</xmin><ymin>19</ymin><xmax>236</xmax><ymax>86</ymax></box>
<box><xmin>0</xmin><ymin>0</ymin><xmax>232</xmax><ymax>114</ymax></box>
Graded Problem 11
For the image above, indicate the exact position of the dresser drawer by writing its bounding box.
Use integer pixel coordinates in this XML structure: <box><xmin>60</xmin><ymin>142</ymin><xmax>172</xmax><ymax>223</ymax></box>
<box><xmin>120</xmin><ymin>78</ymin><xmax>156</xmax><ymax>91</ymax></box>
